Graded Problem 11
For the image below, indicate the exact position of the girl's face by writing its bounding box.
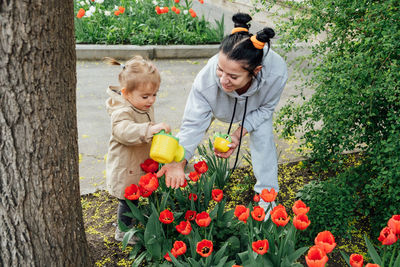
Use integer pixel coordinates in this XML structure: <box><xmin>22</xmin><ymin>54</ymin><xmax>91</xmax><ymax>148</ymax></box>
<box><xmin>122</xmin><ymin>83</ymin><xmax>158</xmax><ymax>111</ymax></box>
<box><xmin>216</xmin><ymin>52</ymin><xmax>256</xmax><ymax>93</ymax></box>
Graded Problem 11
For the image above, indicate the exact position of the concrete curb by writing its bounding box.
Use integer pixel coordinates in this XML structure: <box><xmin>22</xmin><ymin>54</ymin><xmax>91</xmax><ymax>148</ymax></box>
<box><xmin>76</xmin><ymin>44</ymin><xmax>220</xmax><ymax>60</ymax></box>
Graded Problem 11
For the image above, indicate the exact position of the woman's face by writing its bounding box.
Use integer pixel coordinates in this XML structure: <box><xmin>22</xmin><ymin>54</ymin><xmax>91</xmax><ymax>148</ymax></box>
<box><xmin>216</xmin><ymin>52</ymin><xmax>253</xmax><ymax>93</ymax></box>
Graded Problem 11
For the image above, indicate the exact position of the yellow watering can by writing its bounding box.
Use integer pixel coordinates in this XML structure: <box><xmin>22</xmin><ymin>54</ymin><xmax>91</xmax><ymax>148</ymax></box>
<box><xmin>150</xmin><ymin>130</ymin><xmax>185</xmax><ymax>164</ymax></box>
<box><xmin>213</xmin><ymin>133</ymin><xmax>232</xmax><ymax>153</ymax></box>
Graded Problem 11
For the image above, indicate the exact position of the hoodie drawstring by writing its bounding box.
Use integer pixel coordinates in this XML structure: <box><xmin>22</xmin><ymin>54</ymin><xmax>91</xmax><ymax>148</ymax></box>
<box><xmin>227</xmin><ymin>96</ymin><xmax>248</xmax><ymax>174</ymax></box>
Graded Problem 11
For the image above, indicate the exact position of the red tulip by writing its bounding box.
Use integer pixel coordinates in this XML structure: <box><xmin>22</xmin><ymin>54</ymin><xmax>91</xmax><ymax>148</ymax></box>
<box><xmin>155</xmin><ymin>6</ymin><xmax>162</xmax><ymax>15</ymax></box>
<box><xmin>185</xmin><ymin>210</ymin><xmax>197</xmax><ymax>221</ymax></box>
<box><xmin>349</xmin><ymin>254</ymin><xmax>364</xmax><ymax>267</ymax></box>
<box><xmin>190</xmin><ymin>11</ymin><xmax>197</xmax><ymax>17</ymax></box>
<box><xmin>118</xmin><ymin>6</ymin><xmax>125</xmax><ymax>14</ymax></box>
<box><xmin>365</xmin><ymin>264</ymin><xmax>380</xmax><ymax>267</ymax></box>
<box><xmin>196</xmin><ymin>239</ymin><xmax>213</xmax><ymax>257</ymax></box>
<box><xmin>124</xmin><ymin>184</ymin><xmax>140</xmax><ymax>200</ymax></box>
<box><xmin>253</xmin><ymin>194</ymin><xmax>260</xmax><ymax>202</ymax></box>
<box><xmin>293</xmin><ymin>214</ymin><xmax>311</xmax><ymax>230</ymax></box>
<box><xmin>271</xmin><ymin>205</ymin><xmax>290</xmax><ymax>227</ymax></box>
<box><xmin>76</xmin><ymin>8</ymin><xmax>85</xmax><ymax>18</ymax></box>
<box><xmin>251</xmin><ymin>206</ymin><xmax>266</xmax><ymax>222</ymax></box>
<box><xmin>188</xmin><ymin>171</ymin><xmax>200</xmax><ymax>182</ymax></box>
<box><xmin>114</xmin><ymin>10</ymin><xmax>120</xmax><ymax>16</ymax></box>
<box><xmin>174</xmin><ymin>0</ymin><xmax>180</xmax><ymax>3</ymax></box>
<box><xmin>159</xmin><ymin>209</ymin><xmax>174</xmax><ymax>224</ymax></box>
<box><xmin>234</xmin><ymin>205</ymin><xmax>250</xmax><ymax>223</ymax></box>
<box><xmin>378</xmin><ymin>226</ymin><xmax>398</xmax><ymax>245</ymax></box>
<box><xmin>140</xmin><ymin>158</ymin><xmax>159</xmax><ymax>173</ymax></box>
<box><xmin>306</xmin><ymin>245</ymin><xmax>329</xmax><ymax>267</ymax></box>
<box><xmin>139</xmin><ymin>173</ymin><xmax>159</xmax><ymax>192</ymax></box>
<box><xmin>173</xmin><ymin>241</ymin><xmax>187</xmax><ymax>256</ymax></box>
<box><xmin>388</xmin><ymin>214</ymin><xmax>400</xmax><ymax>235</ymax></box>
<box><xmin>176</xmin><ymin>220</ymin><xmax>192</xmax><ymax>235</ymax></box>
<box><xmin>314</xmin><ymin>231</ymin><xmax>337</xmax><ymax>253</ymax></box>
<box><xmin>139</xmin><ymin>185</ymin><xmax>152</xmax><ymax>197</ymax></box>
<box><xmin>188</xmin><ymin>193</ymin><xmax>198</xmax><ymax>201</ymax></box>
<box><xmin>252</xmin><ymin>239</ymin><xmax>269</xmax><ymax>255</ymax></box>
<box><xmin>180</xmin><ymin>179</ymin><xmax>188</xmax><ymax>188</ymax></box>
<box><xmin>171</xmin><ymin>6</ymin><xmax>176</xmax><ymax>12</ymax></box>
<box><xmin>196</xmin><ymin>211</ymin><xmax>211</xmax><ymax>227</ymax></box>
<box><xmin>260</xmin><ymin>188</ymin><xmax>278</xmax><ymax>202</ymax></box>
<box><xmin>212</xmin><ymin>189</ymin><xmax>223</xmax><ymax>202</ymax></box>
<box><xmin>175</xmin><ymin>8</ymin><xmax>180</xmax><ymax>14</ymax></box>
<box><xmin>292</xmin><ymin>199</ymin><xmax>310</xmax><ymax>215</ymax></box>
<box><xmin>164</xmin><ymin>250</ymin><xmax>177</xmax><ymax>262</ymax></box>
<box><xmin>194</xmin><ymin>160</ymin><xmax>208</xmax><ymax>174</ymax></box>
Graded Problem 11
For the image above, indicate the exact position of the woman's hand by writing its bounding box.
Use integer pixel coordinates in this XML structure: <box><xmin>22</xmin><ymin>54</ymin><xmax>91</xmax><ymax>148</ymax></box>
<box><xmin>156</xmin><ymin>160</ymin><xmax>186</xmax><ymax>189</ymax></box>
<box><xmin>214</xmin><ymin>126</ymin><xmax>248</xmax><ymax>158</ymax></box>
<box><xmin>214</xmin><ymin>134</ymin><xmax>239</xmax><ymax>158</ymax></box>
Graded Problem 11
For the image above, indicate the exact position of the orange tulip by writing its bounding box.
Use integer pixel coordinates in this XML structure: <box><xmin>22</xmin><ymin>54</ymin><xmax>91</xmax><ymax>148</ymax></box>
<box><xmin>76</xmin><ymin>8</ymin><xmax>85</xmax><ymax>18</ymax></box>
<box><xmin>378</xmin><ymin>226</ymin><xmax>398</xmax><ymax>245</ymax></box>
<box><xmin>190</xmin><ymin>11</ymin><xmax>197</xmax><ymax>18</ymax></box>
<box><xmin>171</xmin><ymin>6</ymin><xmax>176</xmax><ymax>12</ymax></box>
<box><xmin>251</xmin><ymin>206</ymin><xmax>266</xmax><ymax>222</ymax></box>
<box><xmin>159</xmin><ymin>209</ymin><xmax>174</xmax><ymax>224</ymax></box>
<box><xmin>155</xmin><ymin>6</ymin><xmax>162</xmax><ymax>15</ymax></box>
<box><xmin>252</xmin><ymin>239</ymin><xmax>269</xmax><ymax>255</ymax></box>
<box><xmin>260</xmin><ymin>188</ymin><xmax>278</xmax><ymax>202</ymax></box>
<box><xmin>306</xmin><ymin>245</ymin><xmax>329</xmax><ymax>267</ymax></box>
<box><xmin>365</xmin><ymin>264</ymin><xmax>380</xmax><ymax>267</ymax></box>
<box><xmin>124</xmin><ymin>184</ymin><xmax>140</xmax><ymax>200</ymax></box>
<box><xmin>314</xmin><ymin>231</ymin><xmax>336</xmax><ymax>253</ymax></box>
<box><xmin>173</xmin><ymin>241</ymin><xmax>187</xmax><ymax>256</ymax></box>
<box><xmin>196</xmin><ymin>239</ymin><xmax>213</xmax><ymax>257</ymax></box>
<box><xmin>114</xmin><ymin>10</ymin><xmax>120</xmax><ymax>16</ymax></box>
<box><xmin>212</xmin><ymin>189</ymin><xmax>223</xmax><ymax>202</ymax></box>
<box><xmin>194</xmin><ymin>160</ymin><xmax>208</xmax><ymax>174</ymax></box>
<box><xmin>188</xmin><ymin>171</ymin><xmax>200</xmax><ymax>182</ymax></box>
<box><xmin>196</xmin><ymin>211</ymin><xmax>211</xmax><ymax>227</ymax></box>
<box><xmin>293</xmin><ymin>213</ymin><xmax>311</xmax><ymax>230</ymax></box>
<box><xmin>349</xmin><ymin>254</ymin><xmax>363</xmax><ymax>267</ymax></box>
<box><xmin>175</xmin><ymin>8</ymin><xmax>180</xmax><ymax>14</ymax></box>
<box><xmin>118</xmin><ymin>6</ymin><xmax>125</xmax><ymax>14</ymax></box>
<box><xmin>292</xmin><ymin>199</ymin><xmax>310</xmax><ymax>215</ymax></box>
<box><xmin>234</xmin><ymin>205</ymin><xmax>250</xmax><ymax>223</ymax></box>
<box><xmin>271</xmin><ymin>204</ymin><xmax>290</xmax><ymax>227</ymax></box>
<box><xmin>176</xmin><ymin>220</ymin><xmax>192</xmax><ymax>235</ymax></box>
<box><xmin>388</xmin><ymin>214</ymin><xmax>400</xmax><ymax>235</ymax></box>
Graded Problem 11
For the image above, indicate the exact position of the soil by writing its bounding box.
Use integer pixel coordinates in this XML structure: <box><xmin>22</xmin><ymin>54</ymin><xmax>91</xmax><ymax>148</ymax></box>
<box><xmin>82</xmin><ymin>158</ymin><xmax>366</xmax><ymax>266</ymax></box>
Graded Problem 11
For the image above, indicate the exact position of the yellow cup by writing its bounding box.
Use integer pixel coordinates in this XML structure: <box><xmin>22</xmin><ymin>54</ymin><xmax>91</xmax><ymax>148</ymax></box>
<box><xmin>213</xmin><ymin>133</ymin><xmax>232</xmax><ymax>153</ymax></box>
<box><xmin>150</xmin><ymin>130</ymin><xmax>185</xmax><ymax>164</ymax></box>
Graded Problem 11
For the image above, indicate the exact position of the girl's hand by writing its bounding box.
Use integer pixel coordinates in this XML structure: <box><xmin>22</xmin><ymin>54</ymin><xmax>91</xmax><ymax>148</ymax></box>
<box><xmin>150</xmin><ymin>122</ymin><xmax>171</xmax><ymax>135</ymax></box>
<box><xmin>156</xmin><ymin>161</ymin><xmax>186</xmax><ymax>189</ymax></box>
<box><xmin>214</xmin><ymin>134</ymin><xmax>239</xmax><ymax>158</ymax></box>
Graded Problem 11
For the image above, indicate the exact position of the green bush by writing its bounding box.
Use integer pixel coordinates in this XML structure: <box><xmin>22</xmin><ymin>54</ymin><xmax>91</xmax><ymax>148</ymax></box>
<box><xmin>74</xmin><ymin>0</ymin><xmax>224</xmax><ymax>45</ymax></box>
<box><xmin>267</xmin><ymin>0</ymin><xmax>400</xmax><ymax>237</ymax></box>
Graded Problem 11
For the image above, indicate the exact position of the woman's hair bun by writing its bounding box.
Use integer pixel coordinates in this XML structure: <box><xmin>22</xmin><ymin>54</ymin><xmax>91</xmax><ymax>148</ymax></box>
<box><xmin>232</xmin><ymin>13</ymin><xmax>252</xmax><ymax>29</ymax></box>
<box><xmin>256</xmin><ymin>27</ymin><xmax>275</xmax><ymax>42</ymax></box>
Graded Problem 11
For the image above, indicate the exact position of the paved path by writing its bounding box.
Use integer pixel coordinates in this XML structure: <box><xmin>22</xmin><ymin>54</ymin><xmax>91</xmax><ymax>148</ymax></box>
<box><xmin>77</xmin><ymin>1</ymin><xmax>312</xmax><ymax>195</ymax></box>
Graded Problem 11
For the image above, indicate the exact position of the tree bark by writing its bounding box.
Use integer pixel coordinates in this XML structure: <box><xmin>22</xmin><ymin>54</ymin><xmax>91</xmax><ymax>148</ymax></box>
<box><xmin>0</xmin><ymin>1</ymin><xmax>92</xmax><ymax>266</ymax></box>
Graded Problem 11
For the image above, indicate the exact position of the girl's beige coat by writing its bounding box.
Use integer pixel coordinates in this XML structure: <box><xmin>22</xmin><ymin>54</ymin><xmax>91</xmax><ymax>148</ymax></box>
<box><xmin>105</xmin><ymin>87</ymin><xmax>154</xmax><ymax>199</ymax></box>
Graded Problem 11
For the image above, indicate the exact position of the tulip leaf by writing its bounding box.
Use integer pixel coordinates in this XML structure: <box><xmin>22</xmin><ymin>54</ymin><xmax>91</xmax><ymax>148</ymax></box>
<box><xmin>132</xmin><ymin>251</ymin><xmax>147</xmax><ymax>267</ymax></box>
<box><xmin>187</xmin><ymin>258</ymin><xmax>202</xmax><ymax>267</ymax></box>
<box><xmin>213</xmin><ymin>255</ymin><xmax>228</xmax><ymax>267</ymax></box>
<box><xmin>393</xmin><ymin>251</ymin><xmax>400</xmax><ymax>267</ymax></box>
<box><xmin>169</xmin><ymin>251</ymin><xmax>186</xmax><ymax>267</ymax></box>
<box><xmin>160</xmin><ymin>191</ymin><xmax>170</xmax><ymax>211</ymax></box>
<box><xmin>144</xmin><ymin>212</ymin><xmax>162</xmax><ymax>259</ymax></box>
<box><xmin>339</xmin><ymin>251</ymin><xmax>351</xmax><ymax>266</ymax></box>
<box><xmin>128</xmin><ymin>244</ymin><xmax>142</xmax><ymax>259</ymax></box>
<box><xmin>365</xmin><ymin>235</ymin><xmax>382</xmax><ymax>265</ymax></box>
<box><xmin>213</xmin><ymin>241</ymin><xmax>229</xmax><ymax>263</ymax></box>
<box><xmin>287</xmin><ymin>246</ymin><xmax>309</xmax><ymax>263</ymax></box>
<box><xmin>126</xmin><ymin>199</ymin><xmax>146</xmax><ymax>224</ymax></box>
<box><xmin>122</xmin><ymin>228</ymin><xmax>141</xmax><ymax>250</ymax></box>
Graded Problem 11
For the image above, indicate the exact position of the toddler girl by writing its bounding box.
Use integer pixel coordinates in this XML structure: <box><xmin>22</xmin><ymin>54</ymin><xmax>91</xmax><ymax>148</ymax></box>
<box><xmin>104</xmin><ymin>56</ymin><xmax>170</xmax><ymax>243</ymax></box>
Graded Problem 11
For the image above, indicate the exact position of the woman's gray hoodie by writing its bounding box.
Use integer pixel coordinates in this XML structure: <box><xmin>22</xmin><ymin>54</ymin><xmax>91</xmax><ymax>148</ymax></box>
<box><xmin>177</xmin><ymin>48</ymin><xmax>288</xmax><ymax>161</ymax></box>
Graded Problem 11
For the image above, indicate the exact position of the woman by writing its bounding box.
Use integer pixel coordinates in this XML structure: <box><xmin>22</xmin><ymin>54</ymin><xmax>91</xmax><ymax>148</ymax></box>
<box><xmin>157</xmin><ymin>13</ymin><xmax>287</xmax><ymax>205</ymax></box>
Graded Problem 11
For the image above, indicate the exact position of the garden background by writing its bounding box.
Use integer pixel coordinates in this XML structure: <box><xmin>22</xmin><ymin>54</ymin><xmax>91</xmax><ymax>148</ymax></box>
<box><xmin>74</xmin><ymin>0</ymin><xmax>400</xmax><ymax>266</ymax></box>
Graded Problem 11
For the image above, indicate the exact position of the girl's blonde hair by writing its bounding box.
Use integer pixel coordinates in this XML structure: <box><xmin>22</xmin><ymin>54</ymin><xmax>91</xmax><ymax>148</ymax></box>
<box><xmin>103</xmin><ymin>55</ymin><xmax>160</xmax><ymax>92</ymax></box>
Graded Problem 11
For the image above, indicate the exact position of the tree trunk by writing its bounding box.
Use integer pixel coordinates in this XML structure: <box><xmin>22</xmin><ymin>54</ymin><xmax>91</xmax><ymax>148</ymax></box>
<box><xmin>0</xmin><ymin>1</ymin><xmax>92</xmax><ymax>266</ymax></box>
